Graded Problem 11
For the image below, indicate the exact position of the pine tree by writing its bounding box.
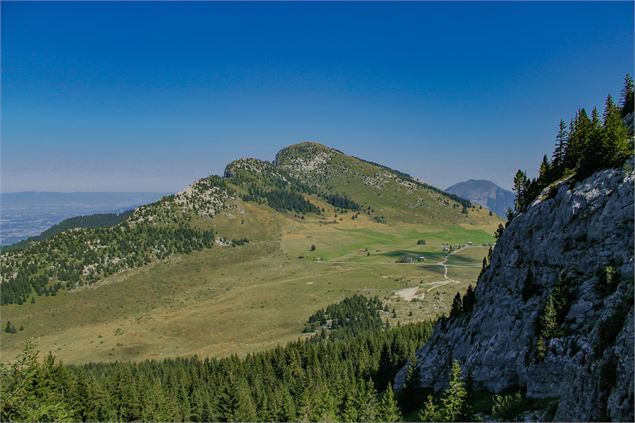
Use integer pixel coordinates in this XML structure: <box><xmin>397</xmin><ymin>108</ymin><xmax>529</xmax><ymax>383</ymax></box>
<box><xmin>438</xmin><ymin>360</ymin><xmax>469</xmax><ymax>421</ymax></box>
<box><xmin>538</xmin><ymin>155</ymin><xmax>551</xmax><ymax>187</ymax></box>
<box><xmin>620</xmin><ymin>73</ymin><xmax>634</xmax><ymax>117</ymax></box>
<box><xmin>377</xmin><ymin>343</ymin><xmax>394</xmax><ymax>390</ymax></box>
<box><xmin>552</xmin><ymin>120</ymin><xmax>569</xmax><ymax>171</ymax></box>
<box><xmin>357</xmin><ymin>379</ymin><xmax>379</xmax><ymax>422</ymax></box>
<box><xmin>540</xmin><ymin>295</ymin><xmax>558</xmax><ymax>338</ymax></box>
<box><xmin>378</xmin><ymin>385</ymin><xmax>401</xmax><ymax>422</ymax></box>
<box><xmin>477</xmin><ymin>257</ymin><xmax>488</xmax><ymax>283</ymax></box>
<box><xmin>567</xmin><ymin>108</ymin><xmax>592</xmax><ymax>172</ymax></box>
<box><xmin>399</xmin><ymin>354</ymin><xmax>420</xmax><ymax>412</ymax></box>
<box><xmin>313</xmin><ymin>382</ymin><xmax>337</xmax><ymax>422</ymax></box>
<box><xmin>340</xmin><ymin>386</ymin><xmax>359</xmax><ymax>422</ymax></box>
<box><xmin>296</xmin><ymin>376</ymin><xmax>315</xmax><ymax>423</ymax></box>
<box><xmin>602</xmin><ymin>94</ymin><xmax>630</xmax><ymax>167</ymax></box>
<box><xmin>111</xmin><ymin>366</ymin><xmax>141</xmax><ymax>422</ymax></box>
<box><xmin>536</xmin><ymin>335</ymin><xmax>547</xmax><ymax>360</ymax></box>
<box><xmin>577</xmin><ymin>107</ymin><xmax>605</xmax><ymax>178</ymax></box>
<box><xmin>230</xmin><ymin>381</ymin><xmax>257</xmax><ymax>422</ymax></box>
<box><xmin>450</xmin><ymin>292</ymin><xmax>463</xmax><ymax>318</ymax></box>
<box><xmin>0</xmin><ymin>341</ymin><xmax>75</xmax><ymax>422</ymax></box>
<box><xmin>512</xmin><ymin>170</ymin><xmax>529</xmax><ymax>212</ymax></box>
<box><xmin>462</xmin><ymin>285</ymin><xmax>476</xmax><ymax>314</ymax></box>
<box><xmin>418</xmin><ymin>394</ymin><xmax>440</xmax><ymax>422</ymax></box>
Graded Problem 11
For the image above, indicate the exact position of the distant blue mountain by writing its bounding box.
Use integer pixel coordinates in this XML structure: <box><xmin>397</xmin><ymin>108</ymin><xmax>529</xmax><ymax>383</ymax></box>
<box><xmin>0</xmin><ymin>191</ymin><xmax>169</xmax><ymax>245</ymax></box>
<box><xmin>445</xmin><ymin>180</ymin><xmax>514</xmax><ymax>217</ymax></box>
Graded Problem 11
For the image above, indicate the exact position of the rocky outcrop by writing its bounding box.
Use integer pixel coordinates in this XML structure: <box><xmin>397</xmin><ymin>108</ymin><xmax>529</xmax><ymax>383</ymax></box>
<box><xmin>273</xmin><ymin>141</ymin><xmax>338</xmax><ymax>179</ymax></box>
<box><xmin>395</xmin><ymin>165</ymin><xmax>634</xmax><ymax>421</ymax></box>
<box><xmin>224</xmin><ymin>158</ymin><xmax>276</xmax><ymax>178</ymax></box>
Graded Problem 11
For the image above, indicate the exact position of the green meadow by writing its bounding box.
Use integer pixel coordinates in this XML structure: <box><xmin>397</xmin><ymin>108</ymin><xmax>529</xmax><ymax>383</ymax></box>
<box><xmin>1</xmin><ymin>209</ymin><xmax>496</xmax><ymax>364</ymax></box>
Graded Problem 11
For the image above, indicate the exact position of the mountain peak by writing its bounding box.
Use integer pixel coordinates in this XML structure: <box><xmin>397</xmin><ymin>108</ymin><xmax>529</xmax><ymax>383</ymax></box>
<box><xmin>446</xmin><ymin>179</ymin><xmax>514</xmax><ymax>217</ymax></box>
<box><xmin>223</xmin><ymin>157</ymin><xmax>274</xmax><ymax>178</ymax></box>
<box><xmin>273</xmin><ymin>142</ymin><xmax>343</xmax><ymax>176</ymax></box>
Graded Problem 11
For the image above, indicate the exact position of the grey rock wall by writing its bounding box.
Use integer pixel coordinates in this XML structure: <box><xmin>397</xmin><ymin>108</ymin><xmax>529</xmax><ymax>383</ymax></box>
<box><xmin>395</xmin><ymin>166</ymin><xmax>634</xmax><ymax>421</ymax></box>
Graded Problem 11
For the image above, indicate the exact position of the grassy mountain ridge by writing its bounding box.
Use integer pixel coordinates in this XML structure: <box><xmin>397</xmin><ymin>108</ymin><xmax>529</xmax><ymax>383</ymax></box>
<box><xmin>3</xmin><ymin>210</ymin><xmax>134</xmax><ymax>252</ymax></box>
<box><xmin>0</xmin><ymin>142</ymin><xmax>493</xmax><ymax>306</ymax></box>
<box><xmin>273</xmin><ymin>142</ymin><xmax>475</xmax><ymax>224</ymax></box>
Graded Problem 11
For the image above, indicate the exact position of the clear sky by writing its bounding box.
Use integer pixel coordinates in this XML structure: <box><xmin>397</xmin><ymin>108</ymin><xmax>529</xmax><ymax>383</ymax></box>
<box><xmin>2</xmin><ymin>1</ymin><xmax>633</xmax><ymax>192</ymax></box>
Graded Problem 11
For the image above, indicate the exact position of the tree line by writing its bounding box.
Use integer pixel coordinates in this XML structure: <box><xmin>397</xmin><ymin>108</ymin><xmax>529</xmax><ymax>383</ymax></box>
<box><xmin>3</xmin><ymin>211</ymin><xmax>134</xmax><ymax>253</ymax></box>
<box><xmin>0</xmin><ymin>224</ymin><xmax>215</xmax><ymax>305</ymax></box>
<box><xmin>303</xmin><ymin>294</ymin><xmax>385</xmax><ymax>338</ymax></box>
<box><xmin>512</xmin><ymin>74</ymin><xmax>633</xmax><ymax>214</ymax></box>
<box><xmin>324</xmin><ymin>194</ymin><xmax>361</xmax><ymax>211</ymax></box>
<box><xmin>1</xmin><ymin>319</ymin><xmax>434</xmax><ymax>422</ymax></box>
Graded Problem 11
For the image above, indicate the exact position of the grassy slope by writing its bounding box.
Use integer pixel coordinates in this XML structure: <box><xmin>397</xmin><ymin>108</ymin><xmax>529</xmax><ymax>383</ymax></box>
<box><xmin>1</xmin><ymin>199</ymin><xmax>499</xmax><ymax>363</ymax></box>
<box><xmin>274</xmin><ymin>142</ymin><xmax>480</xmax><ymax>225</ymax></box>
<box><xmin>1</xmin><ymin>143</ymin><xmax>502</xmax><ymax>363</ymax></box>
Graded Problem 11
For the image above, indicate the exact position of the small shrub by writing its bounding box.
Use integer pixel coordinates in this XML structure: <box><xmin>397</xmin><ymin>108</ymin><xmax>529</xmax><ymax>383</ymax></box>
<box><xmin>231</xmin><ymin>238</ymin><xmax>249</xmax><ymax>246</ymax></box>
<box><xmin>396</xmin><ymin>255</ymin><xmax>416</xmax><ymax>264</ymax></box>
<box><xmin>545</xmin><ymin>185</ymin><xmax>558</xmax><ymax>200</ymax></box>
<box><xmin>536</xmin><ymin>336</ymin><xmax>547</xmax><ymax>360</ymax></box>
<box><xmin>4</xmin><ymin>321</ymin><xmax>17</xmax><ymax>334</ymax></box>
<box><xmin>491</xmin><ymin>391</ymin><xmax>525</xmax><ymax>420</ymax></box>
<box><xmin>596</xmin><ymin>264</ymin><xmax>619</xmax><ymax>296</ymax></box>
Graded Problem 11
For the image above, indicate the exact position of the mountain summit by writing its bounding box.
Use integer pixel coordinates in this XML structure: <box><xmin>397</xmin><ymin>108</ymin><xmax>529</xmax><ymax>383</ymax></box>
<box><xmin>446</xmin><ymin>179</ymin><xmax>514</xmax><ymax>217</ymax></box>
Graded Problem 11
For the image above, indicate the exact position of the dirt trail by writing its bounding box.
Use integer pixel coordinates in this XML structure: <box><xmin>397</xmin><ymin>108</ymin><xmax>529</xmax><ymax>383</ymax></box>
<box><xmin>394</xmin><ymin>246</ymin><xmax>474</xmax><ymax>301</ymax></box>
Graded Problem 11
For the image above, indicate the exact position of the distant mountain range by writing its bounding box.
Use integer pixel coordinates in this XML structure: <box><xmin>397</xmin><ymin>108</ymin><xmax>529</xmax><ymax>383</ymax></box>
<box><xmin>445</xmin><ymin>179</ymin><xmax>514</xmax><ymax>217</ymax></box>
<box><xmin>0</xmin><ymin>191</ymin><xmax>169</xmax><ymax>246</ymax></box>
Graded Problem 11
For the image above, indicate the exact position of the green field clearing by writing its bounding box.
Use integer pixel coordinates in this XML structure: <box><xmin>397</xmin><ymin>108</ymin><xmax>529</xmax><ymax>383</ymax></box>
<box><xmin>1</xmin><ymin>212</ymin><xmax>495</xmax><ymax>364</ymax></box>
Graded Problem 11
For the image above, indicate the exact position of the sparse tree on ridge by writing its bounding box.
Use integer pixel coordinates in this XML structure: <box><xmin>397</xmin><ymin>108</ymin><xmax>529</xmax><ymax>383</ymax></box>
<box><xmin>603</xmin><ymin>94</ymin><xmax>630</xmax><ymax>167</ymax></box>
<box><xmin>552</xmin><ymin>120</ymin><xmax>569</xmax><ymax>171</ymax></box>
<box><xmin>450</xmin><ymin>293</ymin><xmax>463</xmax><ymax>318</ymax></box>
<box><xmin>512</xmin><ymin>170</ymin><xmax>529</xmax><ymax>213</ymax></box>
<box><xmin>620</xmin><ymin>73</ymin><xmax>634</xmax><ymax>117</ymax></box>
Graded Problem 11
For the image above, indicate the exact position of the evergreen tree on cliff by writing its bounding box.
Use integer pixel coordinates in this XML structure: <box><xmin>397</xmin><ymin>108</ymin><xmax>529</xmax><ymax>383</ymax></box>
<box><xmin>621</xmin><ymin>73</ymin><xmax>634</xmax><ymax>117</ymax></box>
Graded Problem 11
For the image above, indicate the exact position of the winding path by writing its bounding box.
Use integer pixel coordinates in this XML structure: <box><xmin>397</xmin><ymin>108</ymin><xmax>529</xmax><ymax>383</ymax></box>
<box><xmin>394</xmin><ymin>245</ymin><xmax>476</xmax><ymax>301</ymax></box>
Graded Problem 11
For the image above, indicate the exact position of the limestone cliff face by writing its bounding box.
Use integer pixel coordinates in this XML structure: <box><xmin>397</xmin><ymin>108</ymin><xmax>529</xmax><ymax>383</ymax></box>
<box><xmin>396</xmin><ymin>165</ymin><xmax>634</xmax><ymax>421</ymax></box>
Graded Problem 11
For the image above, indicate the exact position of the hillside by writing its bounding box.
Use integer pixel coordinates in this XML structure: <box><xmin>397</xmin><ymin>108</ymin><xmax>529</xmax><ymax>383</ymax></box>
<box><xmin>0</xmin><ymin>143</ymin><xmax>500</xmax><ymax>363</ymax></box>
<box><xmin>274</xmin><ymin>142</ymin><xmax>473</xmax><ymax>224</ymax></box>
<box><xmin>446</xmin><ymin>179</ymin><xmax>514</xmax><ymax>217</ymax></box>
<box><xmin>3</xmin><ymin>210</ymin><xmax>133</xmax><ymax>251</ymax></box>
<box><xmin>0</xmin><ymin>191</ymin><xmax>166</xmax><ymax>246</ymax></box>
<box><xmin>0</xmin><ymin>142</ymin><xmax>492</xmax><ymax>305</ymax></box>
<box><xmin>395</xmin><ymin>164</ymin><xmax>634</xmax><ymax>421</ymax></box>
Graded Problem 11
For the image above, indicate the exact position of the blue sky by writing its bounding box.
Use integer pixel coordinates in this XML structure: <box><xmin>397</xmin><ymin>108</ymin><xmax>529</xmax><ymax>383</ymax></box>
<box><xmin>2</xmin><ymin>1</ymin><xmax>633</xmax><ymax>192</ymax></box>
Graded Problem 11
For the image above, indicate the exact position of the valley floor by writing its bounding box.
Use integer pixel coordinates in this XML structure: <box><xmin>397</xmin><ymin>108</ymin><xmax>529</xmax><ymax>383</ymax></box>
<box><xmin>1</xmin><ymin>214</ymin><xmax>495</xmax><ymax>364</ymax></box>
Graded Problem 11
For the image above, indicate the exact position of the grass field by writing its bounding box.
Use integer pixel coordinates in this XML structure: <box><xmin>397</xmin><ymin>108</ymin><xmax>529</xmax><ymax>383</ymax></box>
<box><xmin>1</xmin><ymin>206</ymin><xmax>498</xmax><ymax>364</ymax></box>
